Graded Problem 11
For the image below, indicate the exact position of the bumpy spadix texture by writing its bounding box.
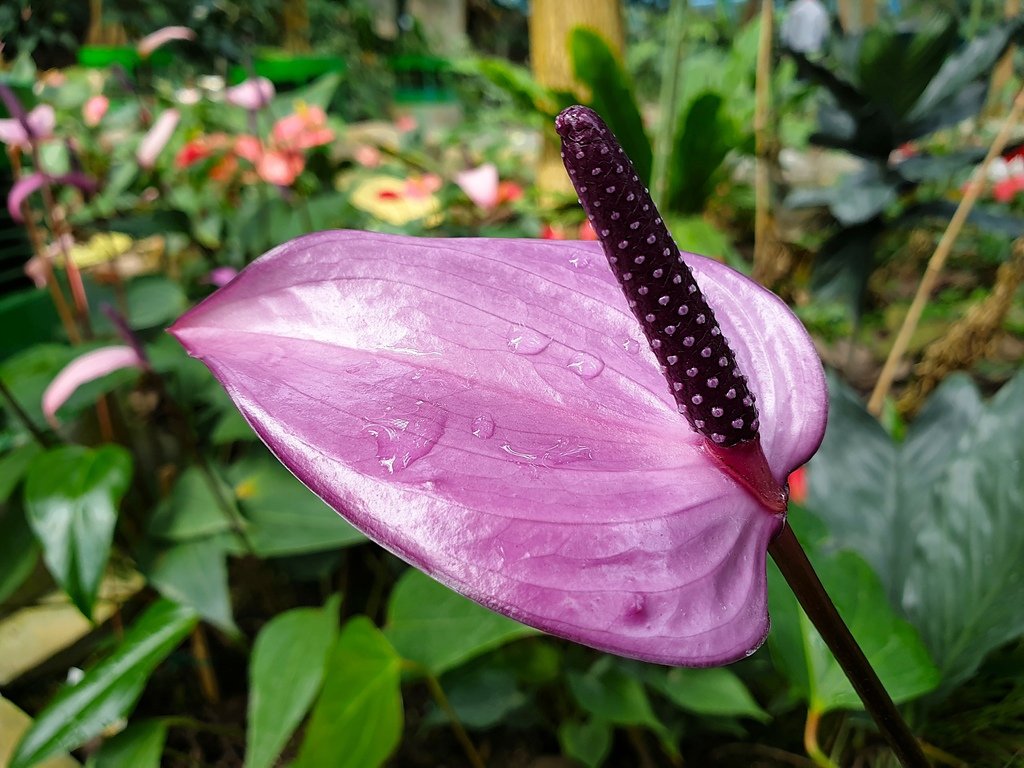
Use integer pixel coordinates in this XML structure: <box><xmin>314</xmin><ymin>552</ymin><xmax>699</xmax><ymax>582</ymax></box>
<box><xmin>171</xmin><ymin>231</ymin><xmax>826</xmax><ymax>665</ymax></box>
<box><xmin>557</xmin><ymin>106</ymin><xmax>756</xmax><ymax>447</ymax></box>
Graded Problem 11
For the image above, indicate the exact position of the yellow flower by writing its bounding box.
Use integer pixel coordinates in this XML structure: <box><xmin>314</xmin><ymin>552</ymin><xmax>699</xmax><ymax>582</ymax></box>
<box><xmin>65</xmin><ymin>232</ymin><xmax>134</xmax><ymax>268</ymax></box>
<box><xmin>349</xmin><ymin>175</ymin><xmax>442</xmax><ymax>227</ymax></box>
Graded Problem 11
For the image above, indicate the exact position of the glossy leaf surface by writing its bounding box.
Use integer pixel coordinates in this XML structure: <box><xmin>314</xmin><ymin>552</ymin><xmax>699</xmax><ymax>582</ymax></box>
<box><xmin>24</xmin><ymin>445</ymin><xmax>132</xmax><ymax>617</ymax></box>
<box><xmin>9</xmin><ymin>600</ymin><xmax>197</xmax><ymax>768</ymax></box>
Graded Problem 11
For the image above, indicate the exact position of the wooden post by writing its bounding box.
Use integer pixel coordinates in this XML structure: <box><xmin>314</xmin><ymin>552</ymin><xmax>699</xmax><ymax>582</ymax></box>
<box><xmin>988</xmin><ymin>0</ymin><xmax>1021</xmax><ymax>115</ymax></box>
<box><xmin>530</xmin><ymin>0</ymin><xmax>625</xmax><ymax>194</ymax></box>
<box><xmin>283</xmin><ymin>0</ymin><xmax>312</xmax><ymax>53</ymax></box>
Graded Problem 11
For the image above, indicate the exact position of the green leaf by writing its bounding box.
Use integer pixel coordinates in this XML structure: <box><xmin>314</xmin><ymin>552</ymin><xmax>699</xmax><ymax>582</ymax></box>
<box><xmin>767</xmin><ymin>548</ymin><xmax>940</xmax><ymax>713</ymax></box>
<box><xmin>90</xmin><ymin>719</ymin><xmax>167</xmax><ymax>768</ymax></box>
<box><xmin>667</xmin><ymin>92</ymin><xmax>736</xmax><ymax>215</ymax></box>
<box><xmin>229</xmin><ymin>454</ymin><xmax>364</xmax><ymax>556</ymax></box>
<box><xmin>148</xmin><ymin>466</ymin><xmax>234</xmax><ymax>542</ymax></box>
<box><xmin>810</xmin><ymin>221</ymin><xmax>883</xmax><ymax>317</ymax></box>
<box><xmin>436</xmin><ymin>667</ymin><xmax>526</xmax><ymax>730</ymax></box>
<box><xmin>0</xmin><ymin>498</ymin><xmax>39</xmax><ymax>605</ymax></box>
<box><xmin>807</xmin><ymin>376</ymin><xmax>1014</xmax><ymax>690</ymax></box>
<box><xmin>569</xmin><ymin>26</ymin><xmax>652</xmax><ymax>185</ymax></box>
<box><xmin>24</xmin><ymin>445</ymin><xmax>132</xmax><ymax>618</ymax></box>
<box><xmin>385</xmin><ymin>569</ymin><xmax>534</xmax><ymax>675</ymax></box>
<box><xmin>827</xmin><ymin>168</ymin><xmax>897</xmax><ymax>227</ymax></box>
<box><xmin>908</xmin><ymin>20</ymin><xmax>1024</xmax><ymax>124</ymax></box>
<box><xmin>654</xmin><ymin>668</ymin><xmax>769</xmax><ymax>721</ymax></box>
<box><xmin>9</xmin><ymin>599</ymin><xmax>197</xmax><ymax>768</ymax></box>
<box><xmin>145</xmin><ymin>537</ymin><xmax>236</xmax><ymax>635</ymax></box>
<box><xmin>567</xmin><ymin>659</ymin><xmax>665</xmax><ymax>735</ymax></box>
<box><xmin>558</xmin><ymin>718</ymin><xmax>612</xmax><ymax>768</ymax></box>
<box><xmin>0</xmin><ymin>344</ymin><xmax>76</xmax><ymax>427</ymax></box>
<box><xmin>268</xmin><ymin>73</ymin><xmax>343</xmax><ymax>120</ymax></box>
<box><xmin>210</xmin><ymin>408</ymin><xmax>257</xmax><ymax>444</ymax></box>
<box><xmin>295</xmin><ymin>617</ymin><xmax>403</xmax><ymax>768</ymax></box>
<box><xmin>0</xmin><ymin>442</ymin><xmax>42</xmax><ymax>503</ymax></box>
<box><xmin>246</xmin><ymin>594</ymin><xmax>341</xmax><ymax>768</ymax></box>
<box><xmin>122</xmin><ymin>277</ymin><xmax>188</xmax><ymax>330</ymax></box>
<box><xmin>856</xmin><ymin>18</ymin><xmax>957</xmax><ymax>121</ymax></box>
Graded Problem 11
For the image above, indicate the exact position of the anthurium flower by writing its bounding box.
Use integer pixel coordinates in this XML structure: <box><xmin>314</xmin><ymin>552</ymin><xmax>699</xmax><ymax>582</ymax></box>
<box><xmin>7</xmin><ymin>171</ymin><xmax>98</xmax><ymax>222</ymax></box>
<box><xmin>225</xmin><ymin>77</ymin><xmax>275</xmax><ymax>111</ymax></box>
<box><xmin>42</xmin><ymin>345</ymin><xmax>145</xmax><ymax>427</ymax></box>
<box><xmin>271</xmin><ymin>104</ymin><xmax>334</xmax><ymax>152</ymax></box>
<box><xmin>137</xmin><ymin>26</ymin><xmax>195</xmax><ymax>58</ymax></box>
<box><xmin>137</xmin><ymin>109</ymin><xmax>180</xmax><ymax>169</ymax></box>
<box><xmin>455</xmin><ymin>163</ymin><xmax>500</xmax><ymax>210</ymax></box>
<box><xmin>82</xmin><ymin>95</ymin><xmax>109</xmax><ymax>128</ymax></box>
<box><xmin>0</xmin><ymin>104</ymin><xmax>55</xmax><ymax>151</ymax></box>
<box><xmin>172</xmin><ymin>226</ymin><xmax>826</xmax><ymax>667</ymax></box>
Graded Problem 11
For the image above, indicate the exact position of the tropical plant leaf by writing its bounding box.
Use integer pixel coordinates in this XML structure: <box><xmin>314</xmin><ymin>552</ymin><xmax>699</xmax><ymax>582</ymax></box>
<box><xmin>666</xmin><ymin>92</ymin><xmax>736</xmax><ymax>215</ymax></box>
<box><xmin>147</xmin><ymin>466</ymin><xmax>234</xmax><ymax>542</ymax></box>
<box><xmin>767</xmin><ymin>546</ymin><xmax>940</xmax><ymax>713</ymax></box>
<box><xmin>808</xmin><ymin>373</ymin><xmax>1024</xmax><ymax>692</ymax></box>
<box><xmin>144</xmin><ymin>537</ymin><xmax>237</xmax><ymax>634</ymax></box>
<box><xmin>569</xmin><ymin>27</ymin><xmax>652</xmax><ymax>184</ymax></box>
<box><xmin>9</xmin><ymin>600</ymin><xmax>197</xmax><ymax>768</ymax></box>
<box><xmin>654</xmin><ymin>667</ymin><xmax>769</xmax><ymax>721</ymax></box>
<box><xmin>24</xmin><ymin>445</ymin><xmax>132</xmax><ymax>618</ymax></box>
<box><xmin>246</xmin><ymin>595</ymin><xmax>340</xmax><ymax>768</ymax></box>
<box><xmin>385</xmin><ymin>568</ymin><xmax>534</xmax><ymax>676</ymax></box>
<box><xmin>558</xmin><ymin>718</ymin><xmax>612</xmax><ymax>768</ymax></box>
<box><xmin>230</xmin><ymin>454</ymin><xmax>364</xmax><ymax>557</ymax></box>
<box><xmin>294</xmin><ymin>617</ymin><xmax>403</xmax><ymax>768</ymax></box>
<box><xmin>90</xmin><ymin>719</ymin><xmax>167</xmax><ymax>768</ymax></box>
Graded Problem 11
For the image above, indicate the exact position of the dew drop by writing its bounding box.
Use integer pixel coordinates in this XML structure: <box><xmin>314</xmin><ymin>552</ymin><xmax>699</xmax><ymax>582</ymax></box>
<box><xmin>471</xmin><ymin>414</ymin><xmax>495</xmax><ymax>439</ymax></box>
<box><xmin>363</xmin><ymin>404</ymin><xmax>447</xmax><ymax>476</ymax></box>
<box><xmin>506</xmin><ymin>326</ymin><xmax>551</xmax><ymax>355</ymax></box>
<box><xmin>568</xmin><ymin>255</ymin><xmax>591</xmax><ymax>270</ymax></box>
<box><xmin>622</xmin><ymin>338</ymin><xmax>641</xmax><ymax>354</ymax></box>
<box><xmin>567</xmin><ymin>350</ymin><xmax>605</xmax><ymax>379</ymax></box>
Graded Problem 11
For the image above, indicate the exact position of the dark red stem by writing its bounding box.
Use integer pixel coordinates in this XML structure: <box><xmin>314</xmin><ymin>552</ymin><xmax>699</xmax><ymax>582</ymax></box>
<box><xmin>769</xmin><ymin>526</ymin><xmax>931</xmax><ymax>768</ymax></box>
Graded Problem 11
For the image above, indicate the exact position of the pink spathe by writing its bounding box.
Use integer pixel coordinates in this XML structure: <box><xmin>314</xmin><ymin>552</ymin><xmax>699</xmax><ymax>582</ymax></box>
<box><xmin>43</xmin><ymin>346</ymin><xmax>144</xmax><ymax>427</ymax></box>
<box><xmin>0</xmin><ymin>104</ymin><xmax>56</xmax><ymax>150</ymax></box>
<box><xmin>137</xmin><ymin>109</ymin><xmax>180</xmax><ymax>169</ymax></box>
<box><xmin>225</xmin><ymin>78</ymin><xmax>275</xmax><ymax>111</ymax></box>
<box><xmin>170</xmin><ymin>231</ymin><xmax>827</xmax><ymax>666</ymax></box>
<box><xmin>455</xmin><ymin>163</ymin><xmax>500</xmax><ymax>210</ymax></box>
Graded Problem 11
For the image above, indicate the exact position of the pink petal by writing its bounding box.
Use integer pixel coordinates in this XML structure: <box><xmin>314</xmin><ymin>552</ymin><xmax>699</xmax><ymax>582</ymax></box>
<box><xmin>0</xmin><ymin>117</ymin><xmax>30</xmax><ymax>149</ymax></box>
<box><xmin>170</xmin><ymin>232</ymin><xmax>826</xmax><ymax>666</ymax></box>
<box><xmin>83</xmin><ymin>95</ymin><xmax>109</xmax><ymax>127</ymax></box>
<box><xmin>225</xmin><ymin>77</ymin><xmax>275</xmax><ymax>111</ymax></box>
<box><xmin>42</xmin><ymin>346</ymin><xmax>144</xmax><ymax>427</ymax></box>
<box><xmin>26</xmin><ymin>104</ymin><xmax>55</xmax><ymax>141</ymax></box>
<box><xmin>137</xmin><ymin>26</ymin><xmax>196</xmax><ymax>57</ymax></box>
<box><xmin>137</xmin><ymin>109</ymin><xmax>180</xmax><ymax>169</ymax></box>
<box><xmin>7</xmin><ymin>173</ymin><xmax>47</xmax><ymax>221</ymax></box>
<box><xmin>455</xmin><ymin>164</ymin><xmax>500</xmax><ymax>210</ymax></box>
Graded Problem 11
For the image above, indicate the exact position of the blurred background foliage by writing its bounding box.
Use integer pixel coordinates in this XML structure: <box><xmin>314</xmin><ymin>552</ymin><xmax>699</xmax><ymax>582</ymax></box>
<box><xmin>1</xmin><ymin>0</ymin><xmax>1024</xmax><ymax>766</ymax></box>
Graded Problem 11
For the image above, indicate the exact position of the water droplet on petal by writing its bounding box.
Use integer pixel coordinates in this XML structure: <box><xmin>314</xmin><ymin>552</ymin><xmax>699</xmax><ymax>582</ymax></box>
<box><xmin>568</xmin><ymin>255</ymin><xmax>591</xmax><ymax>270</ymax></box>
<box><xmin>471</xmin><ymin>414</ymin><xmax>495</xmax><ymax>439</ymax></box>
<box><xmin>506</xmin><ymin>326</ymin><xmax>551</xmax><ymax>355</ymax></box>
<box><xmin>363</xmin><ymin>403</ymin><xmax>447</xmax><ymax>476</ymax></box>
<box><xmin>567</xmin><ymin>350</ymin><xmax>605</xmax><ymax>379</ymax></box>
<box><xmin>622</xmin><ymin>338</ymin><xmax>640</xmax><ymax>354</ymax></box>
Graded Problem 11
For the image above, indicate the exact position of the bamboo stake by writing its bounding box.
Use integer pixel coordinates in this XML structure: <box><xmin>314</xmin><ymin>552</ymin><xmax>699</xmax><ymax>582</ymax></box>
<box><xmin>867</xmin><ymin>86</ymin><xmax>1024</xmax><ymax>416</ymax></box>
<box><xmin>753</xmin><ymin>0</ymin><xmax>774</xmax><ymax>282</ymax></box>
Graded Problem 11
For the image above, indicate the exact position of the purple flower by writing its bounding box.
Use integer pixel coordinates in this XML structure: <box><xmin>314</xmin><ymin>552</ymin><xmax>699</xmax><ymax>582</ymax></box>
<box><xmin>170</xmin><ymin>225</ymin><xmax>826</xmax><ymax>666</ymax></box>
<box><xmin>0</xmin><ymin>104</ymin><xmax>55</xmax><ymax>151</ymax></box>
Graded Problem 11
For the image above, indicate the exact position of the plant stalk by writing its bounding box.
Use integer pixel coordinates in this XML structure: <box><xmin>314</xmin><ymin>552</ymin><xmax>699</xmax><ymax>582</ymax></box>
<box><xmin>651</xmin><ymin>0</ymin><xmax>688</xmax><ymax>208</ymax></box>
<box><xmin>423</xmin><ymin>672</ymin><xmax>486</xmax><ymax>768</ymax></box>
<box><xmin>868</xmin><ymin>85</ymin><xmax>1024</xmax><ymax>416</ymax></box>
<box><xmin>0</xmin><ymin>377</ymin><xmax>52</xmax><ymax>448</ymax></box>
<box><xmin>769</xmin><ymin>525</ymin><xmax>930</xmax><ymax>768</ymax></box>
<box><xmin>752</xmin><ymin>0</ymin><xmax>773</xmax><ymax>280</ymax></box>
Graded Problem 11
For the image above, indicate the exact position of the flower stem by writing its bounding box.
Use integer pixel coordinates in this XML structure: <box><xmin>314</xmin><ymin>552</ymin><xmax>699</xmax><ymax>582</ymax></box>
<box><xmin>769</xmin><ymin>525</ymin><xmax>930</xmax><ymax>768</ymax></box>
<box><xmin>803</xmin><ymin>708</ymin><xmax>838</xmax><ymax>768</ymax></box>
<box><xmin>422</xmin><ymin>671</ymin><xmax>485</xmax><ymax>768</ymax></box>
<box><xmin>0</xmin><ymin>377</ymin><xmax>52</xmax><ymax>448</ymax></box>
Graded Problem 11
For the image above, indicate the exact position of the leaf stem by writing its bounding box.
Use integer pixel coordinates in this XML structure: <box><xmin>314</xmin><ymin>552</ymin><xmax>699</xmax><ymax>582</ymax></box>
<box><xmin>769</xmin><ymin>525</ymin><xmax>930</xmax><ymax>768</ymax></box>
<box><xmin>803</xmin><ymin>707</ymin><xmax>838</xmax><ymax>768</ymax></box>
<box><xmin>423</xmin><ymin>672</ymin><xmax>486</xmax><ymax>768</ymax></box>
<box><xmin>0</xmin><ymin>377</ymin><xmax>52</xmax><ymax>448</ymax></box>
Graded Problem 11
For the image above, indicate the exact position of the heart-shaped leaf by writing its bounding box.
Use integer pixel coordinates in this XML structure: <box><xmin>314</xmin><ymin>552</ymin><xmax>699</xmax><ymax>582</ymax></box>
<box><xmin>807</xmin><ymin>373</ymin><xmax>1024</xmax><ymax>692</ymax></box>
<box><xmin>171</xmin><ymin>231</ymin><xmax>826</xmax><ymax>666</ymax></box>
<box><xmin>24</xmin><ymin>445</ymin><xmax>132</xmax><ymax>618</ymax></box>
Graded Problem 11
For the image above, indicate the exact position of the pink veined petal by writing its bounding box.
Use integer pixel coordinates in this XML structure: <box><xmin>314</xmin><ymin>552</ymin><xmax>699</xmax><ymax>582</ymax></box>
<box><xmin>225</xmin><ymin>77</ymin><xmax>275</xmax><ymax>111</ymax></box>
<box><xmin>170</xmin><ymin>232</ymin><xmax>827</xmax><ymax>666</ymax></box>
<box><xmin>42</xmin><ymin>346</ymin><xmax>144</xmax><ymax>427</ymax></box>
<box><xmin>137</xmin><ymin>26</ymin><xmax>196</xmax><ymax>57</ymax></box>
<box><xmin>455</xmin><ymin>163</ymin><xmax>500</xmax><ymax>210</ymax></box>
<box><xmin>137</xmin><ymin>109</ymin><xmax>181</xmax><ymax>169</ymax></box>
